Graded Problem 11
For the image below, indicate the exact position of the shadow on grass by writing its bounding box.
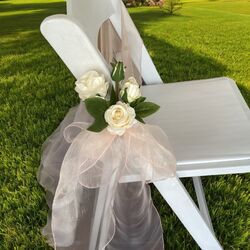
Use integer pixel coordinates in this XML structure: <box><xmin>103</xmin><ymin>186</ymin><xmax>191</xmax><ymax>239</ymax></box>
<box><xmin>0</xmin><ymin>1</ymin><xmax>65</xmax><ymax>13</ymax></box>
<box><xmin>142</xmin><ymin>33</ymin><xmax>250</xmax><ymax>106</ymax></box>
<box><xmin>129</xmin><ymin>9</ymin><xmax>227</xmax><ymax>83</ymax></box>
<box><xmin>237</xmin><ymin>82</ymin><xmax>250</xmax><ymax>106</ymax></box>
<box><xmin>141</xmin><ymin>33</ymin><xmax>227</xmax><ymax>83</ymax></box>
<box><xmin>0</xmin><ymin>2</ymin><xmax>227</xmax><ymax>85</ymax></box>
<box><xmin>0</xmin><ymin>1</ymin><xmax>65</xmax><ymax>35</ymax></box>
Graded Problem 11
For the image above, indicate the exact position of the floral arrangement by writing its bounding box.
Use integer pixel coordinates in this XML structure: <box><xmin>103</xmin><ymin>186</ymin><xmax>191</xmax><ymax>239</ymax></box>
<box><xmin>75</xmin><ymin>60</ymin><xmax>160</xmax><ymax>136</ymax></box>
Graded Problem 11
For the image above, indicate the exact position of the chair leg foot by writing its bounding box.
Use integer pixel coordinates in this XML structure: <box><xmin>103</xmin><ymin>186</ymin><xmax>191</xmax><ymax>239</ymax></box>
<box><xmin>154</xmin><ymin>177</ymin><xmax>222</xmax><ymax>250</ymax></box>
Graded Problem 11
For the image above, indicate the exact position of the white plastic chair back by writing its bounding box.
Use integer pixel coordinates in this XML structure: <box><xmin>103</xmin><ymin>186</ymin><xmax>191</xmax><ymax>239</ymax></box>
<box><xmin>66</xmin><ymin>0</ymin><xmax>114</xmax><ymax>49</ymax></box>
<box><xmin>67</xmin><ymin>0</ymin><xmax>163</xmax><ymax>84</ymax></box>
<box><xmin>40</xmin><ymin>15</ymin><xmax>111</xmax><ymax>80</ymax></box>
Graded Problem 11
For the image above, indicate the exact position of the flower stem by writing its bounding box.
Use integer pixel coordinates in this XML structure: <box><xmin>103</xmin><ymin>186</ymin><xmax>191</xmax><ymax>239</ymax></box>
<box><xmin>115</xmin><ymin>81</ymin><xmax>120</xmax><ymax>101</ymax></box>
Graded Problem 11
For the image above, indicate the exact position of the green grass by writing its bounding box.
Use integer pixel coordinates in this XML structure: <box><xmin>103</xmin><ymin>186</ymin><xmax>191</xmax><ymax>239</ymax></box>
<box><xmin>0</xmin><ymin>0</ymin><xmax>249</xmax><ymax>249</ymax></box>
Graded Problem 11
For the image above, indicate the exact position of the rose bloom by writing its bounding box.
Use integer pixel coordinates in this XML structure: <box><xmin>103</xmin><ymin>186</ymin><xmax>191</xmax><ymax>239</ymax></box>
<box><xmin>120</xmin><ymin>77</ymin><xmax>141</xmax><ymax>103</ymax></box>
<box><xmin>75</xmin><ymin>71</ymin><xmax>109</xmax><ymax>100</ymax></box>
<box><xmin>104</xmin><ymin>102</ymin><xmax>137</xmax><ymax>136</ymax></box>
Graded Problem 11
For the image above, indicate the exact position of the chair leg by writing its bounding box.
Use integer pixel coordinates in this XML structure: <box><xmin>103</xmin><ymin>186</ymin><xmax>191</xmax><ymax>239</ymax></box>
<box><xmin>154</xmin><ymin>177</ymin><xmax>223</xmax><ymax>250</ymax></box>
<box><xmin>193</xmin><ymin>176</ymin><xmax>214</xmax><ymax>233</ymax></box>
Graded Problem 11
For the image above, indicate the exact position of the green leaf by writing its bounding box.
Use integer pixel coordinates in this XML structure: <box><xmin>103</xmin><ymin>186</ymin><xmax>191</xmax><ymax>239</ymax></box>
<box><xmin>111</xmin><ymin>61</ymin><xmax>125</xmax><ymax>82</ymax></box>
<box><xmin>109</xmin><ymin>85</ymin><xmax>117</xmax><ymax>105</ymax></box>
<box><xmin>85</xmin><ymin>97</ymin><xmax>108</xmax><ymax>117</ymax></box>
<box><xmin>136</xmin><ymin>116</ymin><xmax>145</xmax><ymax>124</ymax></box>
<box><xmin>88</xmin><ymin>119</ymin><xmax>108</xmax><ymax>132</ymax></box>
<box><xmin>135</xmin><ymin>102</ymin><xmax>160</xmax><ymax>118</ymax></box>
<box><xmin>85</xmin><ymin>97</ymin><xmax>109</xmax><ymax>132</ymax></box>
<box><xmin>130</xmin><ymin>96</ymin><xmax>146</xmax><ymax>107</ymax></box>
<box><xmin>121</xmin><ymin>88</ymin><xmax>128</xmax><ymax>103</ymax></box>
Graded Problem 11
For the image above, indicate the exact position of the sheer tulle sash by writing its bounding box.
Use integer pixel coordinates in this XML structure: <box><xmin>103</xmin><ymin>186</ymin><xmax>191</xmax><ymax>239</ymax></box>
<box><xmin>38</xmin><ymin>2</ymin><xmax>177</xmax><ymax>249</ymax></box>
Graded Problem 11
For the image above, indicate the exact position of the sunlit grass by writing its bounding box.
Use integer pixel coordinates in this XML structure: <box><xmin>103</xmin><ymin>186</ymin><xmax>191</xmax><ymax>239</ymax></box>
<box><xmin>0</xmin><ymin>0</ymin><xmax>249</xmax><ymax>249</ymax></box>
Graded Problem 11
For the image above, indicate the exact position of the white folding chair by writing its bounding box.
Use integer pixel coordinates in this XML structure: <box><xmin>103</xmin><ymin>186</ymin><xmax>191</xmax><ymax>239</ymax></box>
<box><xmin>40</xmin><ymin>0</ymin><xmax>250</xmax><ymax>249</ymax></box>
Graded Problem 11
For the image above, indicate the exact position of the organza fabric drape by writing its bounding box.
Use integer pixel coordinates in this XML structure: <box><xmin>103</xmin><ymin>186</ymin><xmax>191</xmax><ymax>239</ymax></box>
<box><xmin>38</xmin><ymin>2</ymin><xmax>176</xmax><ymax>249</ymax></box>
<box><xmin>38</xmin><ymin>103</ymin><xmax>176</xmax><ymax>250</ymax></box>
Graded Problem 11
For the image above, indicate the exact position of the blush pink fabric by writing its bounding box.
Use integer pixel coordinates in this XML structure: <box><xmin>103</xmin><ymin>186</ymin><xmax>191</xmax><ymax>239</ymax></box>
<box><xmin>38</xmin><ymin>2</ymin><xmax>176</xmax><ymax>249</ymax></box>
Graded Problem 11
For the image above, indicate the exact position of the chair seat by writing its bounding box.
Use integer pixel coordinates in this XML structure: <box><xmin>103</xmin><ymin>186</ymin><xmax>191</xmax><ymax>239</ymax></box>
<box><xmin>143</xmin><ymin>77</ymin><xmax>250</xmax><ymax>177</ymax></box>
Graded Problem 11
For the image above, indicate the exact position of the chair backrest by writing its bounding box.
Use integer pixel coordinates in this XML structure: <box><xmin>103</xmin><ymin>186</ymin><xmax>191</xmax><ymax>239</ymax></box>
<box><xmin>67</xmin><ymin>0</ymin><xmax>163</xmax><ymax>84</ymax></box>
<box><xmin>40</xmin><ymin>14</ymin><xmax>111</xmax><ymax>80</ymax></box>
<box><xmin>66</xmin><ymin>0</ymin><xmax>115</xmax><ymax>49</ymax></box>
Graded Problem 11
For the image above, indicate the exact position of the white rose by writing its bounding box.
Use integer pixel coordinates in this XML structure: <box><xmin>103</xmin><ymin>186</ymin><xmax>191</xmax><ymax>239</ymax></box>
<box><xmin>104</xmin><ymin>101</ymin><xmax>137</xmax><ymax>136</ymax></box>
<box><xmin>75</xmin><ymin>71</ymin><xmax>109</xmax><ymax>100</ymax></box>
<box><xmin>120</xmin><ymin>77</ymin><xmax>141</xmax><ymax>103</ymax></box>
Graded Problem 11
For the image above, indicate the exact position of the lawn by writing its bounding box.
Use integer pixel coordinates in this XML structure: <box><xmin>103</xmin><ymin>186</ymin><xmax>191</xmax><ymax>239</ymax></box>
<box><xmin>0</xmin><ymin>0</ymin><xmax>249</xmax><ymax>249</ymax></box>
